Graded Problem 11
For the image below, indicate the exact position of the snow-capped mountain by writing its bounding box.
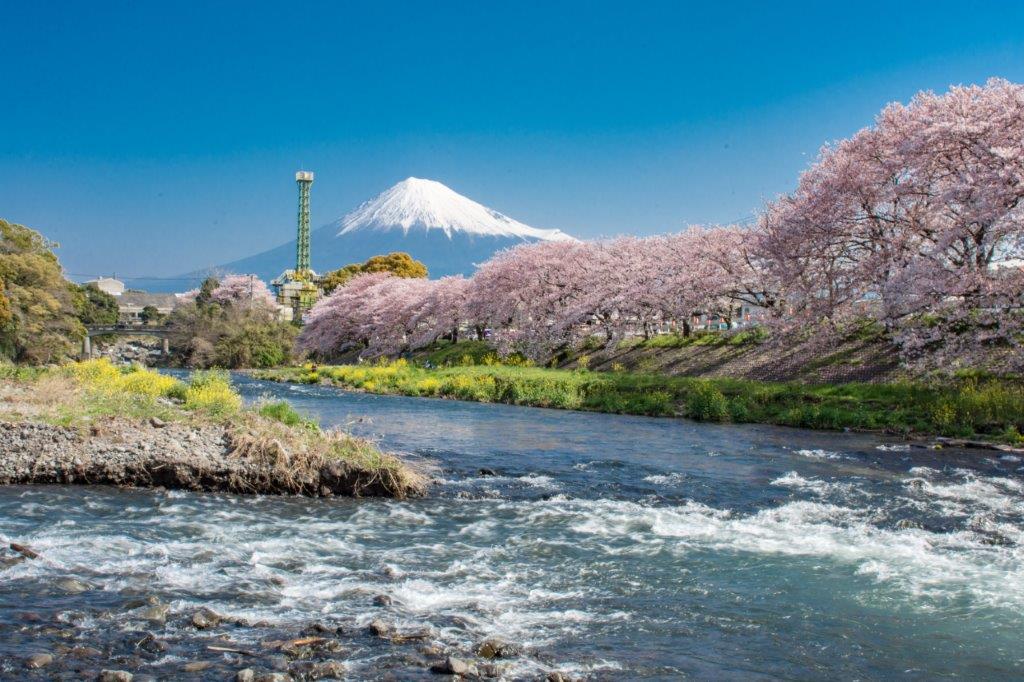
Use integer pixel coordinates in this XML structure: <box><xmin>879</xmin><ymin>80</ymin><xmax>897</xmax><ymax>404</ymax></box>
<box><xmin>170</xmin><ymin>178</ymin><xmax>573</xmax><ymax>289</ymax></box>
<box><xmin>337</xmin><ymin>177</ymin><xmax>572</xmax><ymax>241</ymax></box>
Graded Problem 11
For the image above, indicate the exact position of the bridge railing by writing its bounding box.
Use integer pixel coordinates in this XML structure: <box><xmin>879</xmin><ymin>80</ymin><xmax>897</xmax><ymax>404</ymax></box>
<box><xmin>81</xmin><ymin>325</ymin><xmax>173</xmax><ymax>359</ymax></box>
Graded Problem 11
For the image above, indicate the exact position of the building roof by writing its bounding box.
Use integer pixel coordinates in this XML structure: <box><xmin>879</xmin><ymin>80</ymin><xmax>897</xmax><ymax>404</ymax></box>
<box><xmin>86</xmin><ymin>276</ymin><xmax>123</xmax><ymax>286</ymax></box>
<box><xmin>117</xmin><ymin>292</ymin><xmax>179</xmax><ymax>310</ymax></box>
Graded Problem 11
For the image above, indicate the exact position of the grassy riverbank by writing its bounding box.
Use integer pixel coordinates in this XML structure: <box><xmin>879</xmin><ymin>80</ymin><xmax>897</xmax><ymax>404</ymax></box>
<box><xmin>0</xmin><ymin>359</ymin><xmax>424</xmax><ymax>497</ymax></box>
<box><xmin>256</xmin><ymin>360</ymin><xmax>1024</xmax><ymax>444</ymax></box>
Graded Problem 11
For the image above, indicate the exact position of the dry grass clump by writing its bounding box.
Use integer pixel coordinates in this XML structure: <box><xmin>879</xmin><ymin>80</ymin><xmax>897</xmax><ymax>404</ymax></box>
<box><xmin>227</xmin><ymin>411</ymin><xmax>426</xmax><ymax>498</ymax></box>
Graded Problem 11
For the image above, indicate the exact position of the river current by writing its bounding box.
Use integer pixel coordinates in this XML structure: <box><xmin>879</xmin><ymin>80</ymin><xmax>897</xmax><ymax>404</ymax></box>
<box><xmin>2</xmin><ymin>373</ymin><xmax>1023</xmax><ymax>679</ymax></box>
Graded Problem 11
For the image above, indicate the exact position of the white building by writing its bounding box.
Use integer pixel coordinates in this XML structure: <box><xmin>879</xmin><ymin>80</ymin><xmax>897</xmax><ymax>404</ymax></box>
<box><xmin>85</xmin><ymin>277</ymin><xmax>126</xmax><ymax>297</ymax></box>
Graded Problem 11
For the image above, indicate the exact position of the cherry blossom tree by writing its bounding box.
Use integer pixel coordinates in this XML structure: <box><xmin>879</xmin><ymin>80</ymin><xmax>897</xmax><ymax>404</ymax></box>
<box><xmin>299</xmin><ymin>272</ymin><xmax>393</xmax><ymax>356</ymax></box>
<box><xmin>761</xmin><ymin>78</ymin><xmax>1024</xmax><ymax>368</ymax></box>
<box><xmin>209</xmin><ymin>274</ymin><xmax>277</xmax><ymax>309</ymax></box>
<box><xmin>408</xmin><ymin>276</ymin><xmax>470</xmax><ymax>349</ymax></box>
<box><xmin>466</xmin><ymin>240</ymin><xmax>594</xmax><ymax>359</ymax></box>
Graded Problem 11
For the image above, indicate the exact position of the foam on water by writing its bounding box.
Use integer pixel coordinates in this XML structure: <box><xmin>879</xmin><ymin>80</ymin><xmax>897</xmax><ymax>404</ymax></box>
<box><xmin>794</xmin><ymin>448</ymin><xmax>847</xmax><ymax>460</ymax></box>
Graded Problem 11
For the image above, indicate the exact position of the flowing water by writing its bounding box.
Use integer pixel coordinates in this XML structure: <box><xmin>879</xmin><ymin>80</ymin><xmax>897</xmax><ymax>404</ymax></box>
<box><xmin>2</xmin><ymin>374</ymin><xmax>1023</xmax><ymax>679</ymax></box>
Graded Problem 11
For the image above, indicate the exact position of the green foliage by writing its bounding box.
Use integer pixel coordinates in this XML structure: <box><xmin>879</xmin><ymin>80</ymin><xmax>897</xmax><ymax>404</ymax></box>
<box><xmin>72</xmin><ymin>283</ymin><xmax>119</xmax><ymax>325</ymax></box>
<box><xmin>195</xmin><ymin>276</ymin><xmax>219</xmax><ymax>306</ymax></box>
<box><xmin>0</xmin><ymin>218</ymin><xmax>85</xmax><ymax>363</ymax></box>
<box><xmin>183</xmin><ymin>370</ymin><xmax>242</xmax><ymax>417</ymax></box>
<box><xmin>139</xmin><ymin>305</ymin><xmax>163</xmax><ymax>324</ymax></box>
<box><xmin>685</xmin><ymin>381</ymin><xmax>730</xmax><ymax>421</ymax></box>
<box><xmin>257</xmin><ymin>400</ymin><xmax>317</xmax><ymax>430</ymax></box>
<box><xmin>259</xmin><ymin>359</ymin><xmax>1024</xmax><ymax>442</ymax></box>
<box><xmin>168</xmin><ymin>292</ymin><xmax>295</xmax><ymax>370</ymax></box>
<box><xmin>213</xmin><ymin>321</ymin><xmax>297</xmax><ymax>368</ymax></box>
<box><xmin>627</xmin><ymin>328</ymin><xmax>767</xmax><ymax>350</ymax></box>
<box><xmin>0</xmin><ymin>280</ymin><xmax>12</xmax><ymax>328</ymax></box>
<box><xmin>424</xmin><ymin>340</ymin><xmax>498</xmax><ymax>367</ymax></box>
<box><xmin>322</xmin><ymin>252</ymin><xmax>428</xmax><ymax>293</ymax></box>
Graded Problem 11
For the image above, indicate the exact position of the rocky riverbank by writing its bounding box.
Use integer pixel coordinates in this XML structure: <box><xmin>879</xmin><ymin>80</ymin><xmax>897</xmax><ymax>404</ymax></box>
<box><xmin>0</xmin><ymin>419</ymin><xmax>417</xmax><ymax>498</ymax></box>
<box><xmin>0</xmin><ymin>556</ymin><xmax>572</xmax><ymax>680</ymax></box>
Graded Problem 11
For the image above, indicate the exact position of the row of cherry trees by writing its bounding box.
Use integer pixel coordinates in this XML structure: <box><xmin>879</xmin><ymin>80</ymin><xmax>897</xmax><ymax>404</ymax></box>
<box><xmin>299</xmin><ymin>79</ymin><xmax>1023</xmax><ymax>371</ymax></box>
<box><xmin>297</xmin><ymin>227</ymin><xmax>768</xmax><ymax>361</ymax></box>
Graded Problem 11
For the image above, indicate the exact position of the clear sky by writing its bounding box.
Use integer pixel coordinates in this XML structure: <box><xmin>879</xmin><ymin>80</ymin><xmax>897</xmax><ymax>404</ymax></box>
<box><xmin>3</xmin><ymin>1</ymin><xmax>1023</xmax><ymax>284</ymax></box>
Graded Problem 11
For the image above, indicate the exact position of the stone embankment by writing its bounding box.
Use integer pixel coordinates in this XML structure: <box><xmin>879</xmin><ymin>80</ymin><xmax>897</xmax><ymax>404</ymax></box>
<box><xmin>0</xmin><ymin>420</ymin><xmax>406</xmax><ymax>497</ymax></box>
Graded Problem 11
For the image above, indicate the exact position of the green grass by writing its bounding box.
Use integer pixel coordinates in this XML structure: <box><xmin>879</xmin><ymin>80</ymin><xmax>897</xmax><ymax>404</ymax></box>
<box><xmin>257</xmin><ymin>399</ymin><xmax>318</xmax><ymax>430</ymax></box>
<box><xmin>616</xmin><ymin>327</ymin><xmax>768</xmax><ymax>350</ymax></box>
<box><xmin>257</xmin><ymin>359</ymin><xmax>1024</xmax><ymax>444</ymax></box>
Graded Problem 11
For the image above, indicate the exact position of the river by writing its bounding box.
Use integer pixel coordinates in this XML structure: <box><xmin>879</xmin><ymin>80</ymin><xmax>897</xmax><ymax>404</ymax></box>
<box><xmin>1</xmin><ymin>373</ymin><xmax>1023</xmax><ymax>679</ymax></box>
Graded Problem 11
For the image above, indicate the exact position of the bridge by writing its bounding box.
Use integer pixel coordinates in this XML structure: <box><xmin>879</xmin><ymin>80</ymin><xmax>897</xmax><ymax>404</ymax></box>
<box><xmin>83</xmin><ymin>324</ymin><xmax>173</xmax><ymax>359</ymax></box>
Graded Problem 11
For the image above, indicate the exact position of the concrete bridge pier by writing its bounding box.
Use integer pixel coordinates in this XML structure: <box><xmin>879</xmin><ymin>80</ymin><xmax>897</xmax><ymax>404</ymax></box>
<box><xmin>162</xmin><ymin>337</ymin><xmax>169</xmax><ymax>357</ymax></box>
<box><xmin>81</xmin><ymin>335</ymin><xmax>92</xmax><ymax>360</ymax></box>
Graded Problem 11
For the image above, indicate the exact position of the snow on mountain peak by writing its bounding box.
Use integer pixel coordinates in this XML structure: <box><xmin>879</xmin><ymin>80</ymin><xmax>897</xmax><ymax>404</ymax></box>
<box><xmin>336</xmin><ymin>177</ymin><xmax>574</xmax><ymax>241</ymax></box>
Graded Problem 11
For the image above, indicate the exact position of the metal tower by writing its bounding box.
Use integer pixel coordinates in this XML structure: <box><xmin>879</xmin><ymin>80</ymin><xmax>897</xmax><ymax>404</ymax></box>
<box><xmin>295</xmin><ymin>170</ymin><xmax>314</xmax><ymax>273</ymax></box>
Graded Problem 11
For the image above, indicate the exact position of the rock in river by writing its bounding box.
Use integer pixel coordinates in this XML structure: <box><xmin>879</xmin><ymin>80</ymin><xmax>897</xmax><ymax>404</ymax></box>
<box><xmin>368</xmin><ymin>618</ymin><xmax>392</xmax><ymax>637</ymax></box>
<box><xmin>98</xmin><ymin>672</ymin><xmax>133</xmax><ymax>682</ymax></box>
<box><xmin>56</xmin><ymin>577</ymin><xmax>90</xmax><ymax>593</ymax></box>
<box><xmin>183</xmin><ymin>661</ymin><xmax>213</xmax><ymax>673</ymax></box>
<box><xmin>25</xmin><ymin>652</ymin><xmax>54</xmax><ymax>669</ymax></box>
<box><xmin>430</xmin><ymin>656</ymin><xmax>472</xmax><ymax>676</ymax></box>
<box><xmin>477</xmin><ymin>637</ymin><xmax>521</xmax><ymax>659</ymax></box>
<box><xmin>191</xmin><ymin>607</ymin><xmax>222</xmax><ymax>629</ymax></box>
<box><xmin>139</xmin><ymin>603</ymin><xmax>169</xmax><ymax>623</ymax></box>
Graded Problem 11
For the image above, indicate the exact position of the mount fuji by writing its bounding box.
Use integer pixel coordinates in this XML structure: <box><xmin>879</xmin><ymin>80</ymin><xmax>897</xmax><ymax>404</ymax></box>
<box><xmin>184</xmin><ymin>178</ymin><xmax>574</xmax><ymax>287</ymax></box>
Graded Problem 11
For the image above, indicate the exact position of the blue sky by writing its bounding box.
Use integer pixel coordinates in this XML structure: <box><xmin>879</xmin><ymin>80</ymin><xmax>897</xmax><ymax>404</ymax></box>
<box><xmin>2</xmin><ymin>1</ymin><xmax>1023</xmax><ymax>284</ymax></box>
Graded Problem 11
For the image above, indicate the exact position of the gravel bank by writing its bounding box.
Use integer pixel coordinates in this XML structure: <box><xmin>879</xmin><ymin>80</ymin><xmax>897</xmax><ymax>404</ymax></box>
<box><xmin>0</xmin><ymin>420</ymin><xmax>408</xmax><ymax>497</ymax></box>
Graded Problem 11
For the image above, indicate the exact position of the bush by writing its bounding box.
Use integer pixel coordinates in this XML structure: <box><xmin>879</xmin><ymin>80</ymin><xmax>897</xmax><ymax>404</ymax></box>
<box><xmin>414</xmin><ymin>377</ymin><xmax>442</xmax><ymax>396</ymax></box>
<box><xmin>184</xmin><ymin>370</ymin><xmax>241</xmax><ymax>417</ymax></box>
<box><xmin>117</xmin><ymin>366</ymin><xmax>181</xmax><ymax>397</ymax></box>
<box><xmin>686</xmin><ymin>381</ymin><xmax>730</xmax><ymax>422</ymax></box>
<box><xmin>66</xmin><ymin>358</ymin><xmax>183</xmax><ymax>399</ymax></box>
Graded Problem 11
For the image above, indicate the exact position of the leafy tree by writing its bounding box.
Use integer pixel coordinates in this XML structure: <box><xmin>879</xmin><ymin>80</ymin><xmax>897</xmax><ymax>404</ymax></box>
<box><xmin>168</xmin><ymin>273</ymin><xmax>295</xmax><ymax>368</ymax></box>
<box><xmin>72</xmin><ymin>283</ymin><xmax>119</xmax><ymax>325</ymax></box>
<box><xmin>140</xmin><ymin>305</ymin><xmax>163</xmax><ymax>324</ymax></box>
<box><xmin>0</xmin><ymin>280</ymin><xmax>12</xmax><ymax>329</ymax></box>
<box><xmin>322</xmin><ymin>252</ymin><xmax>427</xmax><ymax>293</ymax></box>
<box><xmin>195</xmin><ymin>276</ymin><xmax>219</xmax><ymax>307</ymax></box>
<box><xmin>213</xmin><ymin>320</ymin><xmax>297</xmax><ymax>368</ymax></box>
<box><xmin>0</xmin><ymin>218</ymin><xmax>84</xmax><ymax>363</ymax></box>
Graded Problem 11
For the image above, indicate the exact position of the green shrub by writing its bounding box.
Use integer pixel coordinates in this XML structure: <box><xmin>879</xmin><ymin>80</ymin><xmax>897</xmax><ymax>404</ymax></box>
<box><xmin>728</xmin><ymin>396</ymin><xmax>751</xmax><ymax>422</ymax></box>
<box><xmin>258</xmin><ymin>400</ymin><xmax>317</xmax><ymax>430</ymax></box>
<box><xmin>184</xmin><ymin>370</ymin><xmax>241</xmax><ymax>417</ymax></box>
<box><xmin>686</xmin><ymin>381</ymin><xmax>730</xmax><ymax>422</ymax></box>
<box><xmin>629</xmin><ymin>390</ymin><xmax>674</xmax><ymax>416</ymax></box>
